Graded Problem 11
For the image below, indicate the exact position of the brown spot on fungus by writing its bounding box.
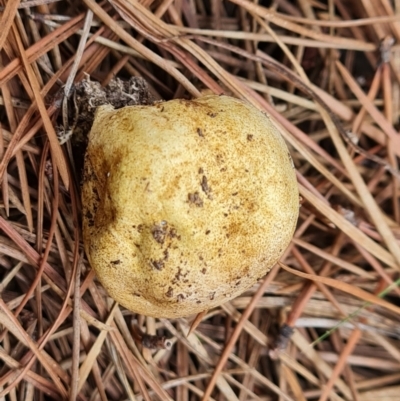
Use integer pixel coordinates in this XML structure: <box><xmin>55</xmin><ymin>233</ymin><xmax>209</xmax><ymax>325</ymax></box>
<box><xmin>188</xmin><ymin>192</ymin><xmax>203</xmax><ymax>207</ymax></box>
<box><xmin>201</xmin><ymin>175</ymin><xmax>211</xmax><ymax>195</ymax></box>
<box><xmin>151</xmin><ymin>259</ymin><xmax>165</xmax><ymax>270</ymax></box>
<box><xmin>151</xmin><ymin>222</ymin><xmax>168</xmax><ymax>244</ymax></box>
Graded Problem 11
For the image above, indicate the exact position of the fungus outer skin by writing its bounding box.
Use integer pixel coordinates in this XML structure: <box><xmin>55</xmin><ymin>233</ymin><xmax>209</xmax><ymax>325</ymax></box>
<box><xmin>82</xmin><ymin>95</ymin><xmax>299</xmax><ymax>318</ymax></box>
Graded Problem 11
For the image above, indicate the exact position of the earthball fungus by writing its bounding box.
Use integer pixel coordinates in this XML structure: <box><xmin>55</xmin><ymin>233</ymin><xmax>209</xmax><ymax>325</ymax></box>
<box><xmin>82</xmin><ymin>95</ymin><xmax>299</xmax><ymax>318</ymax></box>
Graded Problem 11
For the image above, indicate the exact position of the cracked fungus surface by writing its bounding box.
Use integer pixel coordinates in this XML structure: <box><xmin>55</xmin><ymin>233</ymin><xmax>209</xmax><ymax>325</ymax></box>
<box><xmin>82</xmin><ymin>95</ymin><xmax>299</xmax><ymax>318</ymax></box>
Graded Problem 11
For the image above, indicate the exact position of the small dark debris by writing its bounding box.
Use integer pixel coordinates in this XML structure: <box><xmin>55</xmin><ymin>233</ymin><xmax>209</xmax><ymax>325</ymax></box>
<box><xmin>201</xmin><ymin>175</ymin><xmax>210</xmax><ymax>195</ymax></box>
<box><xmin>110</xmin><ymin>260</ymin><xmax>121</xmax><ymax>265</ymax></box>
<box><xmin>68</xmin><ymin>77</ymin><xmax>155</xmax><ymax>173</ymax></box>
<box><xmin>188</xmin><ymin>192</ymin><xmax>203</xmax><ymax>207</ymax></box>
<box><xmin>151</xmin><ymin>259</ymin><xmax>165</xmax><ymax>270</ymax></box>
<box><xmin>141</xmin><ymin>333</ymin><xmax>172</xmax><ymax>350</ymax></box>
<box><xmin>169</xmin><ymin>228</ymin><xmax>180</xmax><ymax>240</ymax></box>
<box><xmin>165</xmin><ymin>287</ymin><xmax>174</xmax><ymax>298</ymax></box>
<box><xmin>271</xmin><ymin>324</ymin><xmax>294</xmax><ymax>355</ymax></box>
<box><xmin>197</xmin><ymin>128</ymin><xmax>204</xmax><ymax>137</ymax></box>
<box><xmin>247</xmin><ymin>134</ymin><xmax>254</xmax><ymax>141</ymax></box>
<box><xmin>174</xmin><ymin>267</ymin><xmax>183</xmax><ymax>281</ymax></box>
<box><xmin>152</xmin><ymin>222</ymin><xmax>168</xmax><ymax>244</ymax></box>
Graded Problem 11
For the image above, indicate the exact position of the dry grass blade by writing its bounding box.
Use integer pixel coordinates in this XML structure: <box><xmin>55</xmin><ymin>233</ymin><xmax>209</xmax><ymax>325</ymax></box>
<box><xmin>12</xmin><ymin>25</ymin><xmax>69</xmax><ymax>189</ymax></box>
<box><xmin>279</xmin><ymin>263</ymin><xmax>400</xmax><ymax>315</ymax></box>
<box><xmin>0</xmin><ymin>70</ymin><xmax>33</xmax><ymax>231</ymax></box>
<box><xmin>0</xmin><ymin>14</ymin><xmax>84</xmax><ymax>87</ymax></box>
<box><xmin>229</xmin><ymin>0</ymin><xmax>377</xmax><ymax>50</ymax></box>
<box><xmin>0</xmin><ymin>346</ymin><xmax>60</xmax><ymax>398</ymax></box>
<box><xmin>299</xmin><ymin>184</ymin><xmax>397</xmax><ymax>267</ymax></box>
<box><xmin>317</xmin><ymin>96</ymin><xmax>400</xmax><ymax>268</ymax></box>
<box><xmin>336</xmin><ymin>61</ymin><xmax>400</xmax><ymax>152</ymax></box>
<box><xmin>0</xmin><ymin>299</ymin><xmax>68</xmax><ymax>398</ymax></box>
<box><xmin>202</xmin><ymin>269</ymin><xmax>279</xmax><ymax>400</ymax></box>
<box><xmin>77</xmin><ymin>303</ymin><xmax>118</xmax><ymax>392</ymax></box>
<box><xmin>83</xmin><ymin>0</ymin><xmax>200</xmax><ymax>96</ymax></box>
<box><xmin>290</xmin><ymin>330</ymin><xmax>353</xmax><ymax>400</ymax></box>
<box><xmin>69</xmin><ymin>253</ymin><xmax>82</xmax><ymax>401</ymax></box>
<box><xmin>0</xmin><ymin>0</ymin><xmax>20</xmax><ymax>51</ymax></box>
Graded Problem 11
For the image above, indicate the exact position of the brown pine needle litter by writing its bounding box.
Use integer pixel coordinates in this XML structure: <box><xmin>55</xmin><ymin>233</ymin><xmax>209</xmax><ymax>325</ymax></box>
<box><xmin>0</xmin><ymin>0</ymin><xmax>400</xmax><ymax>400</ymax></box>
